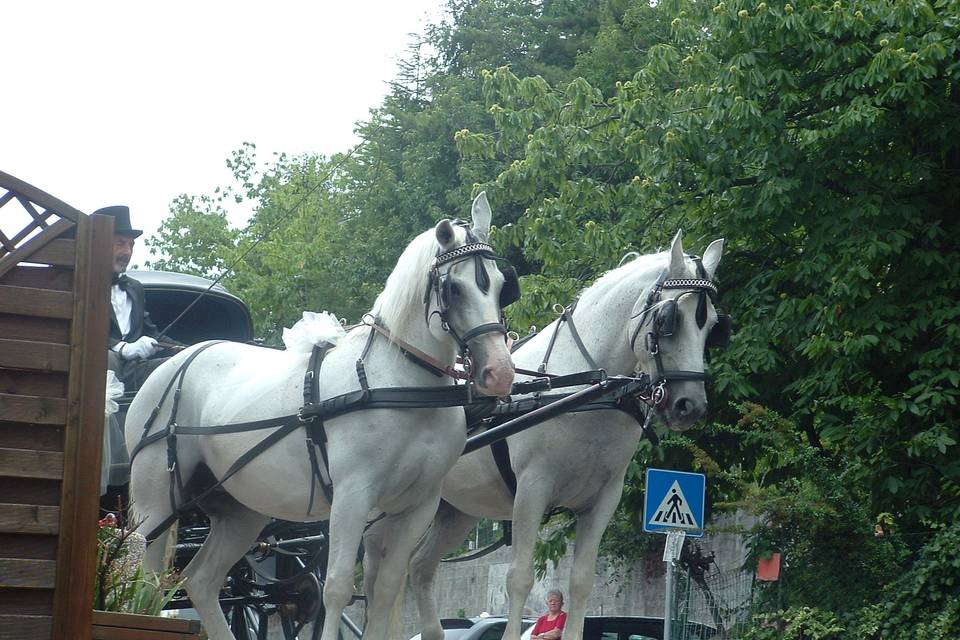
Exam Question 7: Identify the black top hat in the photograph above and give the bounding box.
[92,205,143,238]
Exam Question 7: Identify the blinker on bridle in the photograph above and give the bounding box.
[424,239,521,371]
[630,267,729,408]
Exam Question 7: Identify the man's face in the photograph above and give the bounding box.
[113,234,135,273]
[546,596,563,613]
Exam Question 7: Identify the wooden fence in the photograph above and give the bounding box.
[0,171,112,639]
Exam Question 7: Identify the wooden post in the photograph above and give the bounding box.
[51,213,113,640]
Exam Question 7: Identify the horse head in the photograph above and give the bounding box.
[424,192,516,396]
[628,230,725,431]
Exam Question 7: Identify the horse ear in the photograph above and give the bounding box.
[435,219,457,251]
[668,230,685,275]
[701,238,724,280]
[471,191,492,241]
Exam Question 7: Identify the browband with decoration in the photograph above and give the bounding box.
[432,242,496,267]
[661,278,718,297]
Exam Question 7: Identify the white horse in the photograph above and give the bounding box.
[125,194,516,640]
[366,231,724,640]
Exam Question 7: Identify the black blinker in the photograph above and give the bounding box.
[656,299,677,337]
[499,265,521,308]
[707,314,731,349]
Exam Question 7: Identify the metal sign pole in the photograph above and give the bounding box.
[664,558,674,640]
[662,529,686,640]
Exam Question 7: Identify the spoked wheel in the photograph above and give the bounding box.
[227,601,269,640]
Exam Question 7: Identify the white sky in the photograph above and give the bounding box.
[2,1,445,254]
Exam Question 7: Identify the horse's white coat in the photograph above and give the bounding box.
[367,232,724,640]
[125,193,515,640]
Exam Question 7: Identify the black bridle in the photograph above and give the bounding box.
[630,268,727,408]
[424,240,519,375]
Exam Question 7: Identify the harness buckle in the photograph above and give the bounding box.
[645,332,658,355]
[652,382,668,408]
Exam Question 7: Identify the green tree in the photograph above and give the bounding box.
[459,0,960,534]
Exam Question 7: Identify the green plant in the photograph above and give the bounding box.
[741,607,845,640]
[94,515,184,615]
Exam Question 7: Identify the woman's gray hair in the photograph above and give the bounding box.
[546,589,564,603]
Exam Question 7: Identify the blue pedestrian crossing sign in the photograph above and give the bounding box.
[643,468,706,537]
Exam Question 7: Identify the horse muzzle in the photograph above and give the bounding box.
[656,380,707,431]
[470,337,515,397]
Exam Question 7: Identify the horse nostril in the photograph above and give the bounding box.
[480,364,512,393]
[675,397,694,417]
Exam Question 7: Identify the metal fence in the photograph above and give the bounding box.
[670,563,755,640]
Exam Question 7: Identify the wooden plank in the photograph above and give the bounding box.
[0,614,52,640]
[0,264,73,290]
[0,586,54,615]
[0,284,74,319]
[0,370,68,399]
[23,238,76,267]
[0,422,65,451]
[53,213,112,640]
[0,478,63,506]
[0,448,64,479]
[92,611,203,633]
[0,558,56,589]
[0,532,59,559]
[0,394,67,425]
[92,626,202,640]
[0,338,71,373]
[0,503,60,534]
[0,313,71,343]
[0,170,85,223]
[0,218,75,278]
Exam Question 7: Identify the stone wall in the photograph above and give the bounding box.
[392,512,755,640]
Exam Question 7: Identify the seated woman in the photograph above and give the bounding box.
[531,590,567,640]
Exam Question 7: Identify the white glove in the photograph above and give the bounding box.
[119,336,159,360]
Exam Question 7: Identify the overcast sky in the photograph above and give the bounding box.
[2,1,445,254]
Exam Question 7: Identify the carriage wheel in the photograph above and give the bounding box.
[227,602,269,640]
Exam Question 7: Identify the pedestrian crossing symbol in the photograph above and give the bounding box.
[643,468,706,537]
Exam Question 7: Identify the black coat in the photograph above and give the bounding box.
[108,275,159,348]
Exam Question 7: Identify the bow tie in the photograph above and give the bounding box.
[112,273,128,287]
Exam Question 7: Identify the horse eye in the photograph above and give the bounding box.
[449,283,461,298]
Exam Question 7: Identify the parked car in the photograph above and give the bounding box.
[409,616,536,640]
[518,615,716,640]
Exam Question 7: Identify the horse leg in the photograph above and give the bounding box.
[362,515,387,629]
[182,503,269,640]
[409,501,480,640]
[129,463,180,573]
[502,485,552,640]
[564,481,625,640]
[364,493,444,640]
[320,489,377,640]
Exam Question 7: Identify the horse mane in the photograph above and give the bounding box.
[370,224,467,336]
[578,246,699,306]
[578,249,669,307]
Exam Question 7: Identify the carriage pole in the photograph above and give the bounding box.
[462,377,637,454]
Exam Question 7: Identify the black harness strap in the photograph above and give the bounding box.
[303,344,334,513]
[538,303,598,373]
[129,341,227,463]
[144,418,302,541]
[490,439,517,496]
